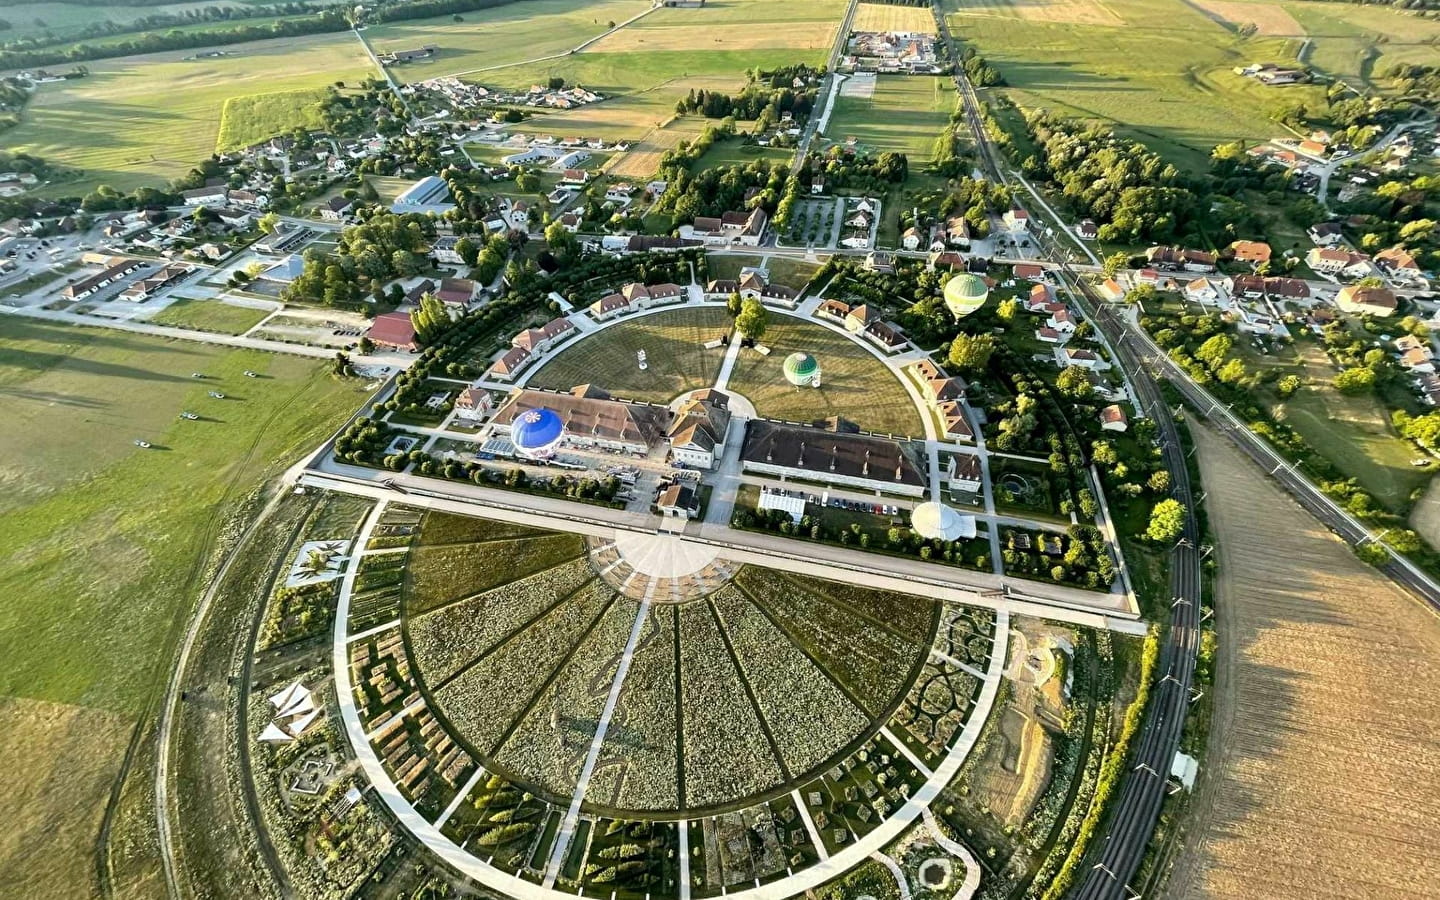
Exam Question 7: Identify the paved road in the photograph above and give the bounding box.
[791,0,860,173]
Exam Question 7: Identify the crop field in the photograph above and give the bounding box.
[1172,426,1440,897]
[363,0,652,82]
[1285,1,1440,88]
[215,88,331,152]
[1190,0,1302,35]
[943,0,1326,170]
[0,318,371,898]
[587,0,846,53]
[144,298,272,335]
[607,119,701,178]
[527,306,731,405]
[7,33,372,193]
[725,316,925,437]
[852,2,939,32]
[0,0,354,42]
[825,76,956,163]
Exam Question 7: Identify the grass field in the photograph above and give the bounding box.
[0,0,351,42]
[825,76,956,163]
[588,0,846,53]
[851,2,938,32]
[0,318,371,897]
[528,306,732,404]
[943,0,1326,171]
[215,88,331,153]
[7,33,372,193]
[692,139,795,170]
[145,298,273,335]
[363,0,652,82]
[727,316,924,436]
[1285,1,1440,89]
[1174,425,1440,898]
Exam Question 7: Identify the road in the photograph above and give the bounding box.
[791,0,860,173]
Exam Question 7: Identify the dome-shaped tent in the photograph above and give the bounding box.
[911,501,975,541]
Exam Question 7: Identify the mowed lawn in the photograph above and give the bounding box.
[0,319,370,897]
[145,298,273,335]
[826,76,956,163]
[527,306,732,404]
[364,0,652,81]
[7,32,372,193]
[943,0,1327,170]
[727,317,924,437]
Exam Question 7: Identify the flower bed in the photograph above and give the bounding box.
[433,580,617,756]
[408,559,594,685]
[678,601,784,809]
[780,573,937,644]
[589,605,680,812]
[935,603,996,669]
[736,568,928,716]
[405,532,586,614]
[494,597,642,801]
[893,658,980,765]
[710,587,869,776]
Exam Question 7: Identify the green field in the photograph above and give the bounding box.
[826,76,957,163]
[1286,1,1440,89]
[7,32,372,193]
[215,88,332,152]
[727,316,924,437]
[528,306,731,404]
[693,139,795,170]
[944,0,1329,171]
[364,0,652,82]
[146,298,273,335]
[0,319,370,897]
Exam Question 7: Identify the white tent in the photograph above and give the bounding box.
[258,722,293,743]
[911,502,976,541]
[269,680,316,719]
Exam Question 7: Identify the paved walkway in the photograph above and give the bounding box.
[922,807,982,900]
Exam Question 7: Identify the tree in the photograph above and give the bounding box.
[1056,366,1094,399]
[1146,498,1186,543]
[997,298,1020,322]
[1216,358,1248,385]
[544,219,578,263]
[1334,367,1376,395]
[1126,283,1156,307]
[516,172,539,193]
[726,292,744,317]
[1195,334,1233,369]
[1276,374,1302,398]
[948,332,996,372]
[1147,470,1171,493]
[454,236,478,267]
[1102,251,1128,277]
[258,211,281,234]
[735,297,769,340]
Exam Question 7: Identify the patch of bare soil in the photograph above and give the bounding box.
[1172,425,1440,898]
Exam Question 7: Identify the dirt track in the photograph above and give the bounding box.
[1170,426,1440,898]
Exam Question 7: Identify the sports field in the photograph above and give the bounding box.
[0,318,371,897]
[527,306,732,405]
[825,76,956,163]
[943,0,1325,170]
[727,317,924,437]
[6,33,372,193]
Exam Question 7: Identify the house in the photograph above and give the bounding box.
[366,312,419,351]
[1013,263,1045,282]
[1228,274,1266,299]
[557,212,582,232]
[945,216,971,248]
[1376,246,1424,285]
[1308,222,1344,247]
[1229,240,1272,265]
[1336,284,1397,317]
[507,199,532,230]
[704,279,738,298]
[1097,279,1126,303]
[947,453,983,493]
[1076,219,1099,241]
[1054,346,1109,370]
[453,386,495,423]
[604,184,635,204]
[491,385,670,455]
[863,251,894,273]
[1185,277,1222,305]
[1146,246,1217,273]
[432,235,465,265]
[817,299,851,322]
[559,168,590,186]
[1306,247,1373,279]
[589,292,631,320]
[845,209,874,229]
[1134,268,1161,286]
[1002,207,1031,233]
[60,258,145,300]
[844,304,877,333]
[1099,404,1129,432]
[1025,284,1055,312]
[1046,307,1077,333]
[938,400,973,441]
[656,483,701,519]
[667,389,731,469]
[679,207,768,246]
[901,226,923,251]
[181,185,229,207]
[863,320,907,351]
[739,418,928,497]
[1036,326,1065,344]
[216,207,253,228]
[488,346,531,381]
[1400,347,1435,374]
[1264,277,1310,300]
[435,277,477,307]
[257,255,304,285]
[320,196,355,221]
[761,282,799,305]
[511,316,576,353]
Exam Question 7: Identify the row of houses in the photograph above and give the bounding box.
[678,207,769,247]
[589,282,686,320]
[815,298,907,352]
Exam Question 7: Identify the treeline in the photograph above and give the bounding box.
[1,2,323,55]
[283,210,437,308]
[674,85,815,124]
[0,0,523,70]
[1021,111,1199,243]
[804,147,909,191]
[960,46,1003,87]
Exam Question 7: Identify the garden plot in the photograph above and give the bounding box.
[404,532,585,614]
[892,656,980,767]
[587,605,680,811]
[494,597,641,801]
[571,818,683,897]
[350,627,417,731]
[710,587,870,776]
[799,731,928,856]
[736,568,932,715]
[407,558,595,685]
[703,806,790,888]
[430,580,617,756]
[677,601,785,809]
[442,771,555,871]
